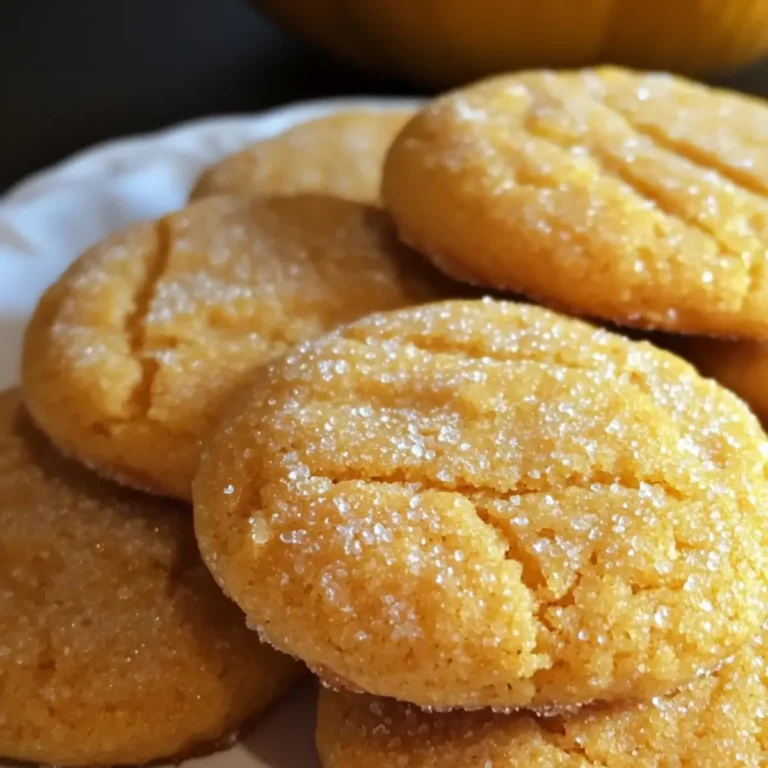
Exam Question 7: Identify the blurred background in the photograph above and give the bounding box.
[4,0,768,193]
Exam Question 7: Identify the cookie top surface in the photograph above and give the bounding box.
[0,389,299,767]
[383,67,768,338]
[316,625,768,768]
[22,194,451,500]
[191,110,414,205]
[684,338,768,425]
[193,298,768,710]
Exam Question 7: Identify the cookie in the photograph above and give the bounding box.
[316,627,768,768]
[684,339,768,425]
[23,194,452,500]
[193,299,768,710]
[383,67,768,338]
[0,389,300,767]
[191,110,414,205]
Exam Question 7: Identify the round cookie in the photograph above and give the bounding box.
[684,339,768,425]
[316,627,768,768]
[191,109,414,205]
[193,299,768,710]
[383,67,768,338]
[0,388,300,767]
[23,193,453,500]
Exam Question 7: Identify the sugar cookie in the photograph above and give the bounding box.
[191,110,414,204]
[0,389,300,767]
[23,194,452,499]
[383,68,768,337]
[194,299,768,710]
[317,630,768,768]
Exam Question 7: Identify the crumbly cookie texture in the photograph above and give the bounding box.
[22,194,453,499]
[191,110,414,205]
[316,625,768,768]
[383,67,768,338]
[194,299,768,710]
[684,338,768,425]
[0,389,300,767]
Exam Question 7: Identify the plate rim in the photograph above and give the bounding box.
[1,96,423,208]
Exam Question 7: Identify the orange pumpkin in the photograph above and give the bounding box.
[255,0,768,86]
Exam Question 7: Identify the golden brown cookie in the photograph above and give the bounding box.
[22,194,452,500]
[0,388,300,767]
[383,67,768,338]
[317,627,768,768]
[684,338,768,426]
[194,299,768,711]
[191,110,414,204]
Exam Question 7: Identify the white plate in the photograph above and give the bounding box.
[0,96,421,768]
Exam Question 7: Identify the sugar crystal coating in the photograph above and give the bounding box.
[191,110,414,205]
[317,625,768,768]
[22,194,454,499]
[383,67,768,338]
[0,389,300,766]
[194,299,768,710]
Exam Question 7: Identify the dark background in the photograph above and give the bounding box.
[3,0,768,194]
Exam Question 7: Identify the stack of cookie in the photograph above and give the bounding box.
[1,112,446,765]
[4,67,768,768]
[309,69,768,767]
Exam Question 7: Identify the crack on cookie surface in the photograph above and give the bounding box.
[342,323,600,371]
[124,217,173,419]
[740,252,764,312]
[599,97,768,200]
[473,504,548,591]
[522,113,744,265]
[317,467,690,507]
[587,89,768,311]
[589,78,768,315]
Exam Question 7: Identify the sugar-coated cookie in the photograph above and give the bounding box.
[23,194,452,499]
[317,628,768,768]
[191,110,414,205]
[684,338,768,425]
[383,68,768,338]
[194,299,768,710]
[0,389,300,767]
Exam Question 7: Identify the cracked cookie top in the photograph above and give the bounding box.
[0,389,299,767]
[382,67,768,338]
[194,299,768,710]
[21,194,453,499]
[191,110,415,205]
